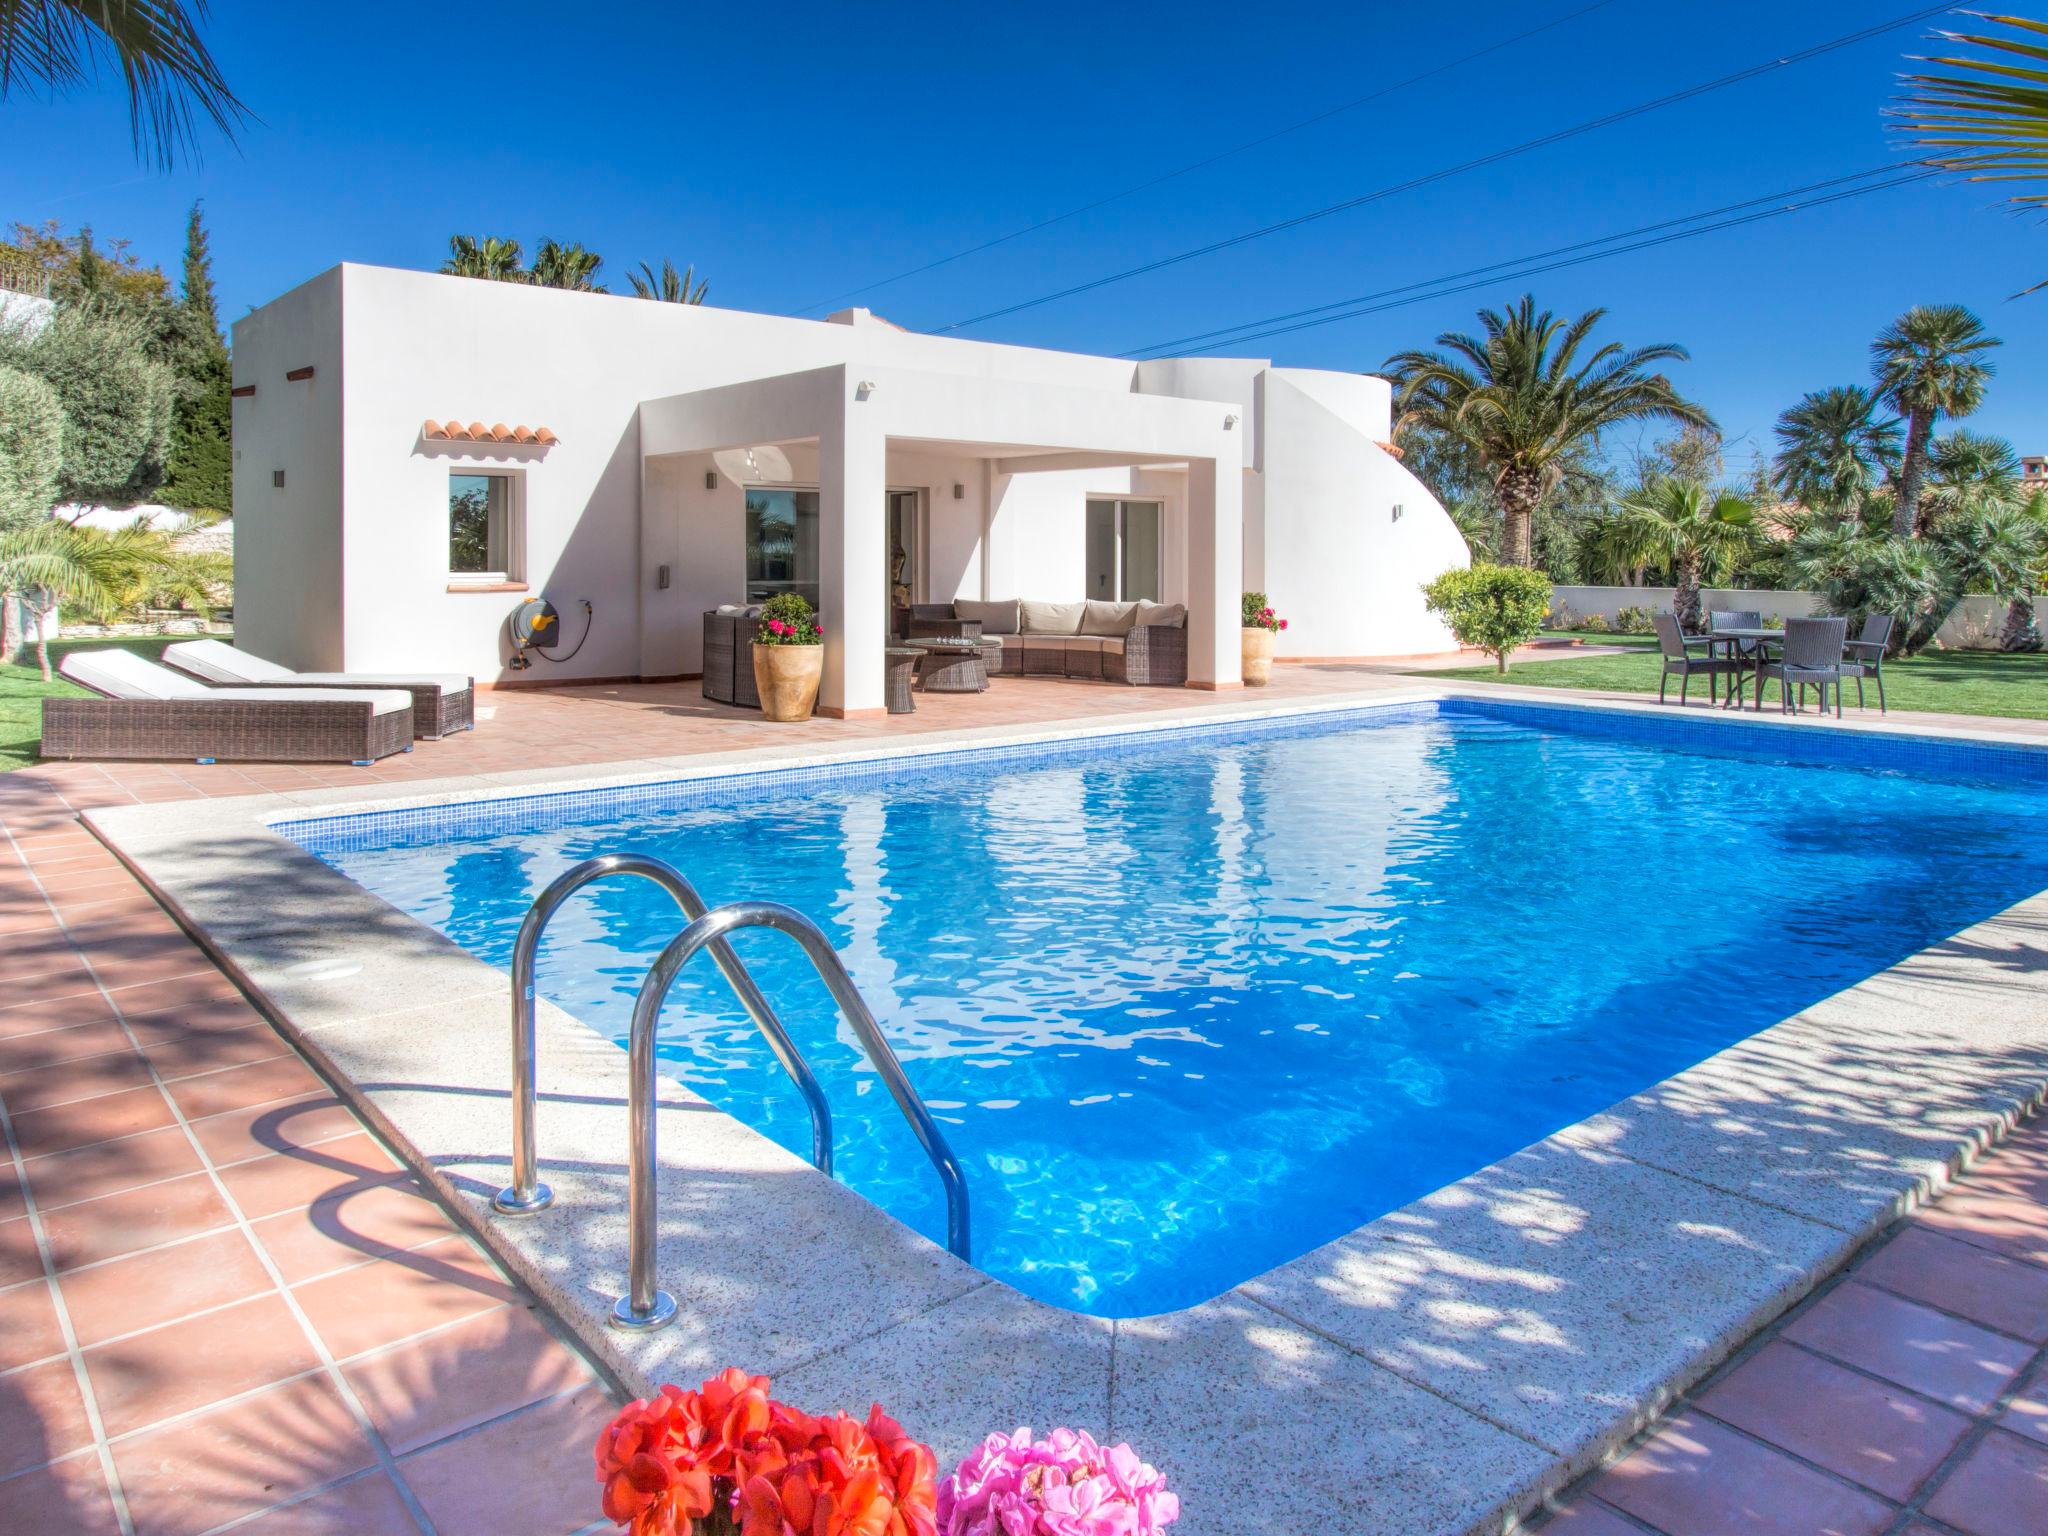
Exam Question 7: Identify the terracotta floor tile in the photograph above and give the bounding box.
[138,1023,290,1082]
[399,1383,620,1536]
[0,962,107,1010]
[9,1083,177,1158]
[0,1356,94,1477]
[83,1293,324,1437]
[124,995,272,1037]
[0,1276,65,1368]
[1591,1411,1894,1536]
[250,1179,461,1284]
[0,989,116,1033]
[0,1048,155,1114]
[1923,1429,2048,1536]
[1859,1225,2048,1345]
[103,970,247,1017]
[1537,1502,1655,1534]
[0,1211,42,1286]
[20,1126,204,1210]
[343,1303,593,1455]
[59,1227,273,1347]
[2003,1367,2048,1448]
[0,1450,125,1535]
[291,1235,519,1358]
[188,1092,363,1168]
[38,1171,237,1271]
[216,1132,403,1220]
[163,1053,326,1120]
[1782,1281,2035,1414]
[112,1374,379,1536]
[0,1018,130,1076]
[0,937,81,984]
[232,1471,426,1536]
[1918,1191,2048,1269]
[1695,1340,1971,1501]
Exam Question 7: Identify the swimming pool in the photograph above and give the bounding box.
[283,700,2048,1317]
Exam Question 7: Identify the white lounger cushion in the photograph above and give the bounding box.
[164,639,469,695]
[60,649,413,716]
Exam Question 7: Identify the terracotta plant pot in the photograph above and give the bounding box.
[753,643,823,721]
[1241,626,1277,686]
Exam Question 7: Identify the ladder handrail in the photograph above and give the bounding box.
[493,855,833,1218]
[614,898,972,1331]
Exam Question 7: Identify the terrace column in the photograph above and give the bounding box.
[817,378,888,717]
[1184,454,1244,689]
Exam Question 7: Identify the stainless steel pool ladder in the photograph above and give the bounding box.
[491,854,972,1333]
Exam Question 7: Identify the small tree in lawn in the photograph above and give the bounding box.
[1423,565,1553,674]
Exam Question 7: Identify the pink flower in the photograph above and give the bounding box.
[1278,618,1288,630]
[936,1428,1177,1536]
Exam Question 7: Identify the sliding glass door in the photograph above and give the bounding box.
[745,489,820,604]
[1085,499,1162,602]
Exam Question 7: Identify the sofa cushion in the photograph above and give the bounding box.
[1016,634,1088,650]
[1134,600,1187,629]
[955,598,1020,635]
[1080,600,1139,636]
[1020,599,1086,635]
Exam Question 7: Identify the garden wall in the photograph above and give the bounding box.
[1548,586,2008,650]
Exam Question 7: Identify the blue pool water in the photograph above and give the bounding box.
[288,702,2048,1317]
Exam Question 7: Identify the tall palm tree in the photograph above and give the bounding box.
[627,259,709,304]
[1771,386,1901,510]
[1924,428,2022,519]
[1894,15,2048,295]
[1871,305,2000,538]
[0,0,246,167]
[1613,479,1754,632]
[528,239,605,292]
[441,235,526,282]
[1387,296,1713,568]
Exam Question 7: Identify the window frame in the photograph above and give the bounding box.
[446,467,525,586]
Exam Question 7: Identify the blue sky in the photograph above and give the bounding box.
[5,0,2041,471]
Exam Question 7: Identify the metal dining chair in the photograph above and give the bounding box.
[1753,617,1849,716]
[1839,613,1895,713]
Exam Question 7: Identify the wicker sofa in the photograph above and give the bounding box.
[908,598,1189,686]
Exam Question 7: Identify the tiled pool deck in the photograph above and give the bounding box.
[4,667,2048,1534]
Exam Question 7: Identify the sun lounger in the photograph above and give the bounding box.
[43,649,415,765]
[163,639,474,738]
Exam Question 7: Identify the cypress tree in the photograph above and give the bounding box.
[160,201,233,515]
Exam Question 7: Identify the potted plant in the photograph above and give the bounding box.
[1240,591,1287,686]
[751,593,824,721]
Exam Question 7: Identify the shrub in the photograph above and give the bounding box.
[0,364,63,524]
[1422,564,1553,673]
[1612,605,1656,636]
[1240,591,1267,627]
[1576,613,1612,635]
[755,591,822,646]
[0,303,175,507]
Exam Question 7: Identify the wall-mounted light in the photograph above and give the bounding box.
[1223,413,1238,430]
[657,564,671,590]
[952,483,964,500]
[855,380,877,401]
[704,470,718,490]
[272,470,286,488]
[1391,503,1405,523]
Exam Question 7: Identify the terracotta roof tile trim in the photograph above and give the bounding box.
[423,419,558,445]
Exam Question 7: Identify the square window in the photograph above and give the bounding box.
[449,471,521,581]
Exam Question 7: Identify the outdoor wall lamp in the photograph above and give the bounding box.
[855,380,877,401]
[704,470,718,490]
[1223,414,1238,430]
[1392,503,1405,523]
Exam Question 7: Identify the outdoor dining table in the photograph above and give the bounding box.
[1705,627,1783,709]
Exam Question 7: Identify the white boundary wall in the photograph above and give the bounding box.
[1550,586,2012,649]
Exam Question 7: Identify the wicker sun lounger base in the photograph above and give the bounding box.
[190,678,474,738]
[40,698,415,765]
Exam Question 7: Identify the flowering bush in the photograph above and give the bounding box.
[595,1369,937,1536]
[936,1427,1178,1536]
[1239,591,1287,632]
[756,592,823,647]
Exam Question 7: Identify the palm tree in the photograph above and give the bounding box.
[441,235,527,282]
[0,0,246,167]
[528,239,605,292]
[1894,16,2048,295]
[1924,429,2022,519]
[1387,296,1713,568]
[1871,305,2000,538]
[0,519,169,679]
[1925,493,2048,652]
[1771,386,1901,510]
[1613,480,1754,632]
[627,259,709,304]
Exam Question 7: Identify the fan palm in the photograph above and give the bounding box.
[441,235,526,282]
[0,518,169,679]
[1612,480,1754,632]
[1924,429,2022,518]
[1926,492,2048,652]
[1871,305,2000,538]
[1894,15,2048,294]
[1771,386,1901,509]
[0,0,246,166]
[529,239,605,292]
[1387,296,1713,568]
[627,259,709,304]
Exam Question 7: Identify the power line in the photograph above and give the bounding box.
[1121,165,1921,357]
[930,2,1958,335]
[787,0,1626,316]
[1122,167,1937,356]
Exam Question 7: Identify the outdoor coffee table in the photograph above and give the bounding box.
[884,648,922,714]
[911,638,986,693]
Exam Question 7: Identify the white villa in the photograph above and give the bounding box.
[230,265,1466,715]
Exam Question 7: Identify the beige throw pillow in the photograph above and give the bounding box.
[1020,600,1087,635]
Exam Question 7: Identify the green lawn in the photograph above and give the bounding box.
[1419,632,2048,721]
[1,634,214,772]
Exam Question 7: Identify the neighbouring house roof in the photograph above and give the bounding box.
[422,419,558,445]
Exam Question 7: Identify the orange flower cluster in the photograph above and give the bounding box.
[597,1368,938,1536]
